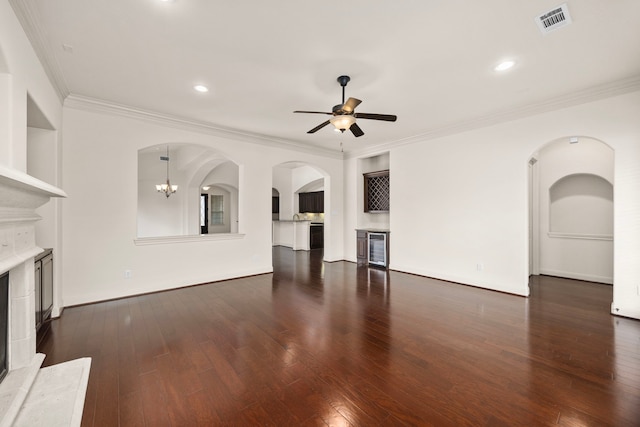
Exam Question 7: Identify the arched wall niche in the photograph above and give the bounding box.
[137,143,240,238]
[529,136,614,286]
[549,173,613,236]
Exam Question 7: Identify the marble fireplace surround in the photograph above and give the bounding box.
[0,166,91,426]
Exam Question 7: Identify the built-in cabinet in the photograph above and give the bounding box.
[356,230,368,265]
[35,249,53,343]
[299,191,324,213]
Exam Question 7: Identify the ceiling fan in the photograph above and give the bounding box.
[294,75,397,137]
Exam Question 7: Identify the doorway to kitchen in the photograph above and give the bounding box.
[272,162,329,260]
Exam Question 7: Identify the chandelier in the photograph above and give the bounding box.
[155,146,178,198]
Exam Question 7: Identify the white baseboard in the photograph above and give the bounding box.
[539,269,613,284]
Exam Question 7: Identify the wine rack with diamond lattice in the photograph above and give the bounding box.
[364,170,389,212]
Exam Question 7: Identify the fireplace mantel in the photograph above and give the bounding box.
[0,165,66,210]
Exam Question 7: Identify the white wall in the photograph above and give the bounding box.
[27,126,58,248]
[0,1,61,171]
[292,165,323,193]
[272,167,293,220]
[61,105,344,306]
[344,91,640,319]
[535,138,614,283]
[1,0,64,315]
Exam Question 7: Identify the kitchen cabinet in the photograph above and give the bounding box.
[299,191,324,213]
[35,249,53,344]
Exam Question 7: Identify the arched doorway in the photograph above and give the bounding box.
[529,137,614,291]
[272,161,330,260]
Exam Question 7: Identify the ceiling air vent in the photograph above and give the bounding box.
[536,3,572,34]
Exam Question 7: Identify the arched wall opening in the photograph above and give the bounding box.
[272,161,330,258]
[137,143,240,238]
[529,136,614,290]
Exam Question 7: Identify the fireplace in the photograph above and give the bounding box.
[0,165,66,422]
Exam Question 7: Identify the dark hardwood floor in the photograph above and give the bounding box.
[38,247,640,426]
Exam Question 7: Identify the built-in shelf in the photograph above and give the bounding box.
[364,170,389,213]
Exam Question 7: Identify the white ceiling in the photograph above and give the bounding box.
[13,0,640,155]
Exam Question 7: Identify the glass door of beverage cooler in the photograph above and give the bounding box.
[368,232,387,267]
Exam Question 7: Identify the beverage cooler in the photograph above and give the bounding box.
[368,232,388,267]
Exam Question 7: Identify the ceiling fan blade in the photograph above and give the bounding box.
[350,122,364,137]
[294,110,333,115]
[355,113,397,122]
[307,120,331,134]
[341,97,362,114]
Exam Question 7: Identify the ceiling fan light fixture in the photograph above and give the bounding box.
[330,114,356,131]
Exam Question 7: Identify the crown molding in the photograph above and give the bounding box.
[346,75,640,159]
[9,0,71,102]
[64,94,344,160]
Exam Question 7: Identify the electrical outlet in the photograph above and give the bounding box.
[124,270,132,279]
[476,263,484,271]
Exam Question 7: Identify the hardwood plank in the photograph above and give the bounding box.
[118,391,145,427]
[138,372,172,427]
[37,247,640,426]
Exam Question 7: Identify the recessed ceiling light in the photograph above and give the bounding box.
[194,85,209,93]
[494,60,515,72]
